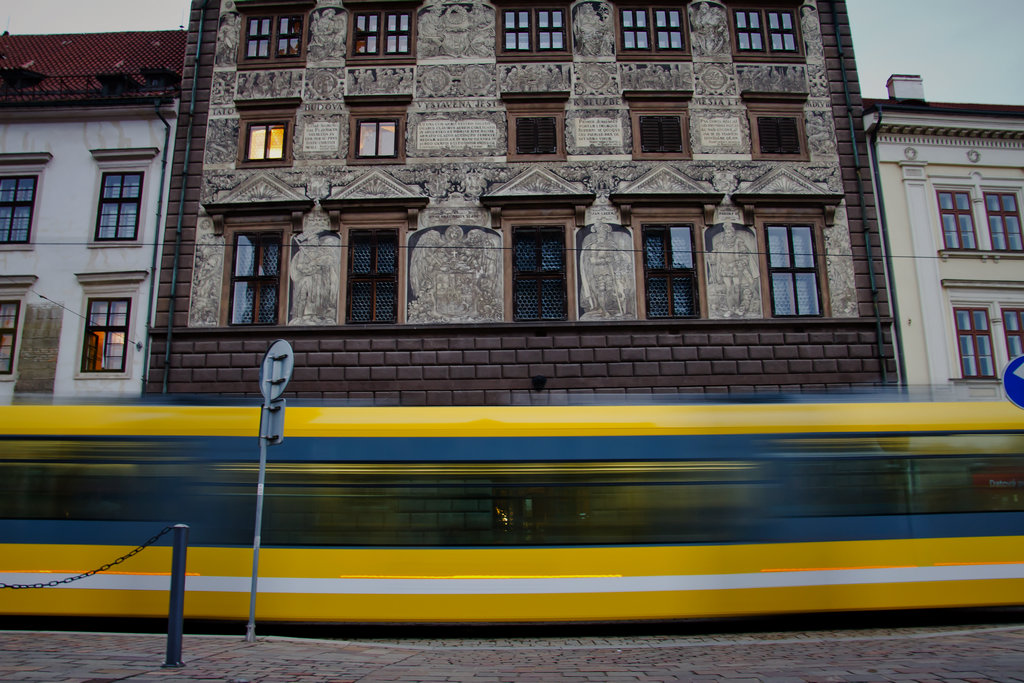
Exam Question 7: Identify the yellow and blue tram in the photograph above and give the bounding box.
[1,399,1022,623]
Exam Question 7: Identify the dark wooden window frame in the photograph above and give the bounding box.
[627,94,690,160]
[346,97,410,165]
[236,2,313,70]
[225,228,286,326]
[346,228,400,324]
[0,300,19,375]
[642,223,700,319]
[745,98,808,161]
[495,3,572,61]
[95,172,144,241]
[954,306,996,378]
[1004,308,1024,360]
[614,3,690,61]
[765,223,822,318]
[236,100,299,168]
[937,189,978,250]
[511,225,569,322]
[346,0,419,64]
[729,3,803,62]
[0,175,37,244]
[81,297,131,373]
[983,191,1022,252]
[505,98,567,162]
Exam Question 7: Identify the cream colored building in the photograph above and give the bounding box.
[865,75,1024,397]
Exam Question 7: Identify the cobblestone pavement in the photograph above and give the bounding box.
[1,623,1023,683]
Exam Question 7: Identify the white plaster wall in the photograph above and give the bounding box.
[870,121,1024,394]
[0,106,176,403]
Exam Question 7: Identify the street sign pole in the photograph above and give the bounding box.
[246,340,294,643]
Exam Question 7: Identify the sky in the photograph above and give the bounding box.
[2,0,1022,106]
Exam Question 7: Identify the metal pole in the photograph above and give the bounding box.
[245,430,268,642]
[163,524,189,668]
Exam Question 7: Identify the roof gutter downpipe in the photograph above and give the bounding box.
[143,98,173,393]
[828,0,888,384]
[866,106,908,387]
[162,0,211,393]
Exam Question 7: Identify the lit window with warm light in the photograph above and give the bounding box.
[246,123,287,161]
[82,298,130,372]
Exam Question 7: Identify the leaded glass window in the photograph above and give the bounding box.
[513,226,566,321]
[347,230,397,323]
[768,224,820,316]
[230,232,282,325]
[643,225,697,318]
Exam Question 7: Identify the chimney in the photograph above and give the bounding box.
[886,74,925,102]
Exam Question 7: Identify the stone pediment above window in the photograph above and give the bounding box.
[481,167,594,227]
[733,167,843,225]
[203,171,313,234]
[321,170,427,231]
[610,165,722,225]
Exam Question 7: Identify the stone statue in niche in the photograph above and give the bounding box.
[307,7,347,62]
[689,2,729,57]
[418,2,495,59]
[188,218,225,327]
[572,2,615,56]
[215,13,240,67]
[288,230,341,326]
[705,222,761,319]
[577,222,636,320]
[408,225,503,323]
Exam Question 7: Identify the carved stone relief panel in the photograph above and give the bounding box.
[736,65,807,95]
[408,112,505,157]
[205,118,240,165]
[212,72,237,105]
[804,63,828,98]
[689,1,730,59]
[288,229,341,325]
[304,68,345,101]
[800,4,825,62]
[806,110,838,158]
[576,222,637,320]
[407,225,503,324]
[188,217,225,327]
[690,110,750,155]
[567,110,628,156]
[619,63,693,92]
[704,222,762,319]
[417,65,497,98]
[573,63,619,96]
[572,2,615,56]
[695,62,737,97]
[417,1,495,60]
[500,64,572,94]
[215,12,240,68]
[824,206,859,318]
[307,6,347,63]
[235,71,304,100]
[346,67,414,96]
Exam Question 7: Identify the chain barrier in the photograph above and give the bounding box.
[0,525,175,589]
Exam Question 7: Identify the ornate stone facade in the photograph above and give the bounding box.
[150,0,894,403]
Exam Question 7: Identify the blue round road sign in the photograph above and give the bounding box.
[1003,355,1024,410]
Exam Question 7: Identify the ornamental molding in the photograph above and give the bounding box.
[212,171,308,205]
[484,167,589,198]
[328,169,424,202]
[877,131,1024,151]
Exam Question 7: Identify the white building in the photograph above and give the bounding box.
[0,31,185,402]
[865,75,1024,397]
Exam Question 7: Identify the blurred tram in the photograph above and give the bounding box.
[1,399,1023,623]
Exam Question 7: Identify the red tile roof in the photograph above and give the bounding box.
[0,30,187,105]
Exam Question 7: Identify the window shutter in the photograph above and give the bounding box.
[517,117,557,154]
[758,116,800,154]
[640,116,682,153]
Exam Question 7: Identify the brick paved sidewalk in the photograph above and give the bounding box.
[1,624,1023,683]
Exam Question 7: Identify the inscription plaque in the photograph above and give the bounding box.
[699,117,744,148]
[417,120,498,150]
[303,121,340,153]
[575,118,623,147]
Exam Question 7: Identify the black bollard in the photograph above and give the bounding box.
[163,524,190,668]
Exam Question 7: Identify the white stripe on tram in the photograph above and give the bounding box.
[3,564,1024,594]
